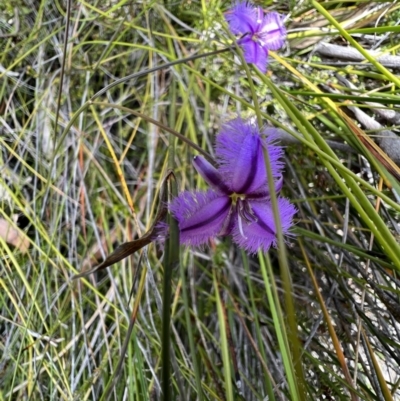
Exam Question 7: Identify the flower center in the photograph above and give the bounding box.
[250,32,267,48]
[229,193,246,205]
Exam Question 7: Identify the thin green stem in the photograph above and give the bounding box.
[161,106,180,401]
[232,40,306,401]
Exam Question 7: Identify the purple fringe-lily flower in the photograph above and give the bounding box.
[225,2,286,73]
[170,118,296,254]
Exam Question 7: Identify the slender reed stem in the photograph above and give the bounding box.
[161,106,180,400]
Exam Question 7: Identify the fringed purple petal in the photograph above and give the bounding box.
[238,37,268,73]
[154,221,169,240]
[225,1,258,35]
[169,190,231,247]
[258,12,286,51]
[231,131,265,194]
[232,197,296,254]
[215,118,284,194]
[248,175,284,200]
[193,155,230,194]
[259,127,285,179]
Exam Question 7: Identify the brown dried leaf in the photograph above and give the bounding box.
[338,110,400,184]
[0,218,30,254]
[72,170,175,280]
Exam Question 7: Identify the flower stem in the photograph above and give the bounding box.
[234,43,306,399]
[161,92,180,401]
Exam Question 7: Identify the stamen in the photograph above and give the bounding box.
[237,214,247,239]
[219,205,235,236]
[256,7,262,24]
[238,198,257,224]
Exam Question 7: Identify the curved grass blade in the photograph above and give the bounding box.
[213,270,234,401]
[362,329,395,401]
[299,239,359,400]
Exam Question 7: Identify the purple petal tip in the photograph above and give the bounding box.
[232,197,296,254]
